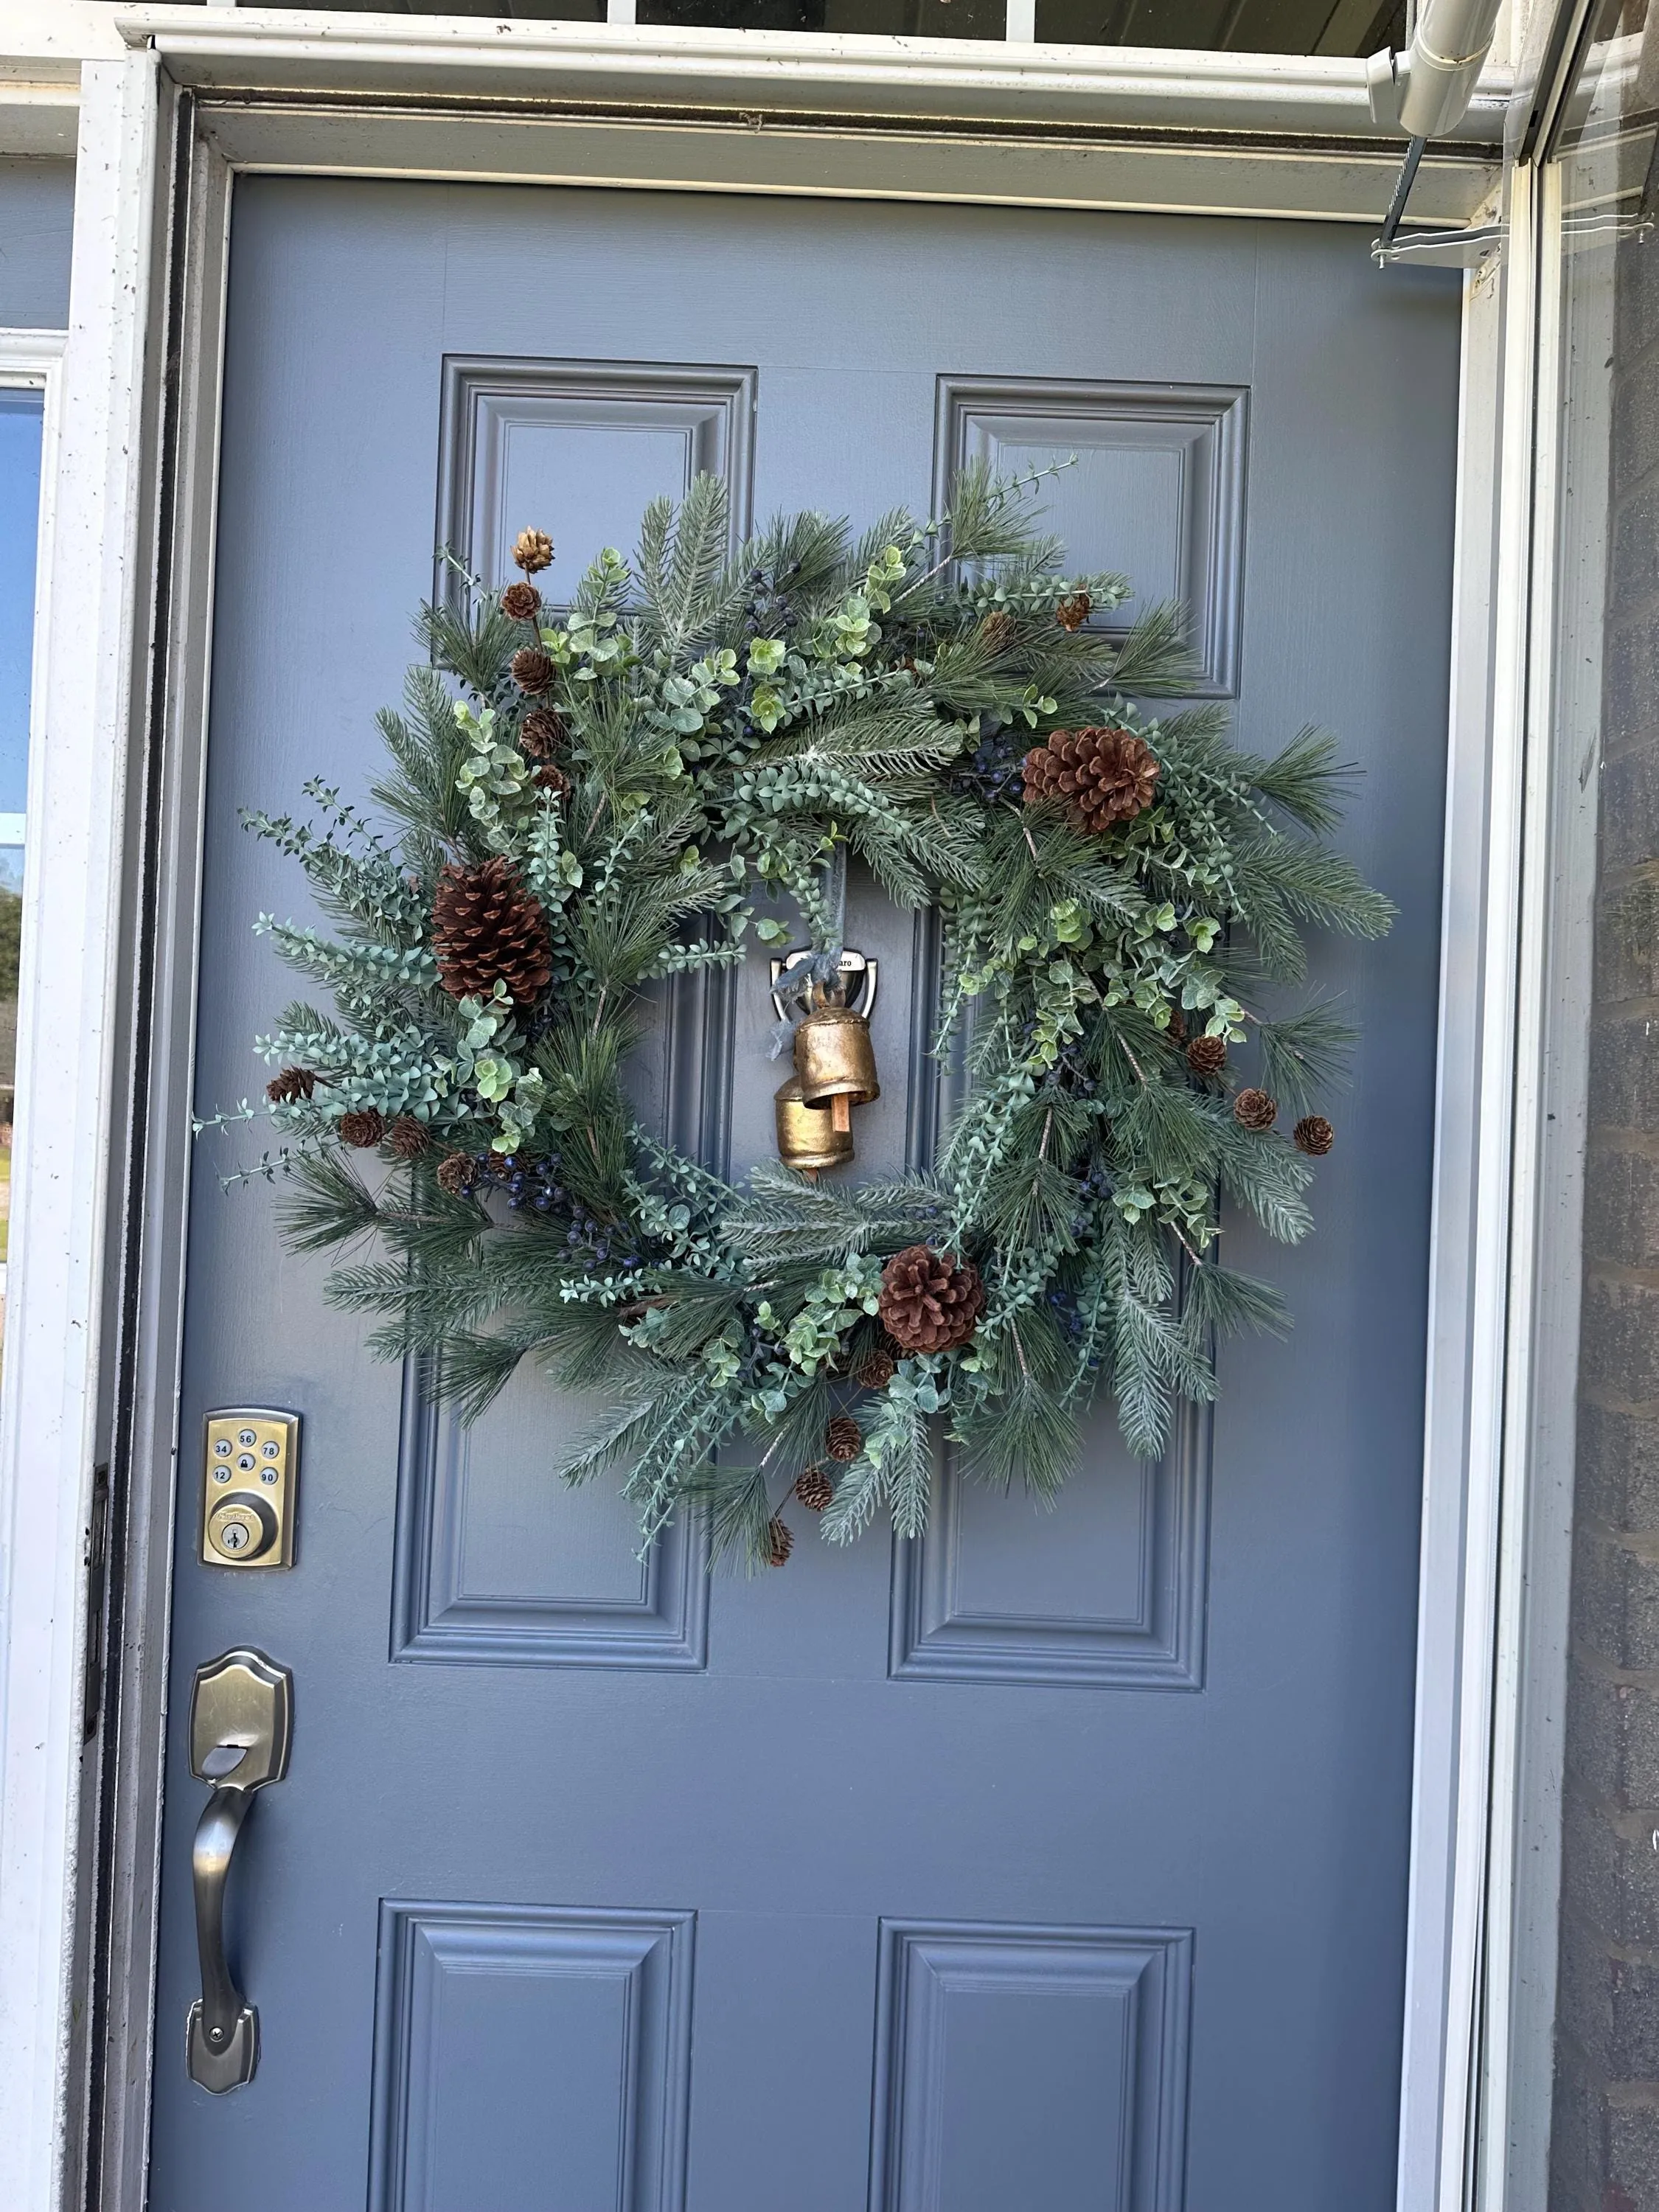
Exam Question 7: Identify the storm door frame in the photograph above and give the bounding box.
[0,18,1583,2212]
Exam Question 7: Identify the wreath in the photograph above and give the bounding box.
[226,466,1391,1568]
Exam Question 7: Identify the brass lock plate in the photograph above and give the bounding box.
[201,1410,298,1569]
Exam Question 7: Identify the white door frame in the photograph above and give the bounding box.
[0,17,1582,2211]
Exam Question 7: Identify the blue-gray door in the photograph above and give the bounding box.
[149,177,1459,2212]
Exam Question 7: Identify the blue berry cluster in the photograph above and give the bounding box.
[462,1152,645,1272]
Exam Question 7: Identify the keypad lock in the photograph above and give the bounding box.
[201,1411,299,1568]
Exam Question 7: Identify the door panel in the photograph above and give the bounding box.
[149,179,1459,2211]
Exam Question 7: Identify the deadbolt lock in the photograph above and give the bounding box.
[201,1410,298,1569]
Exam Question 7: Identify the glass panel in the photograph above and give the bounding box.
[1548,6,1659,2205]
[0,391,41,1307]
[636,0,1001,30]
[1033,0,1405,52]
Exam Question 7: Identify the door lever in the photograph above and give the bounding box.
[186,1648,293,2092]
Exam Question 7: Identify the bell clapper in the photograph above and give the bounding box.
[830,1094,852,1136]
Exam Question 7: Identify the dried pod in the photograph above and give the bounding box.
[512,527,554,575]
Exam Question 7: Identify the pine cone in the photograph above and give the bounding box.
[501,581,540,622]
[265,1066,316,1105]
[386,1116,428,1160]
[1167,1006,1187,1043]
[436,1151,477,1198]
[431,855,552,1007]
[1022,726,1160,834]
[511,647,555,695]
[1234,1088,1278,1132]
[856,1349,897,1391]
[1186,1034,1228,1077]
[533,760,569,800]
[519,706,567,760]
[878,1245,986,1354]
[764,1514,794,1566]
[826,1414,863,1464]
[512,527,553,575]
[795,1467,833,1512]
[338,1108,384,1149]
[1056,591,1093,632]
[978,609,1017,656]
[1294,1115,1335,1156]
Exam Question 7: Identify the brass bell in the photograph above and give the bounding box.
[774,1075,855,1171]
[793,1003,880,1137]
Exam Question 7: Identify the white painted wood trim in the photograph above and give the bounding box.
[0,52,159,2212]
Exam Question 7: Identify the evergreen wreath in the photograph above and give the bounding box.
[226,467,1392,1568]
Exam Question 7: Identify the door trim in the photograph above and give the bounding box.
[0,31,1568,2212]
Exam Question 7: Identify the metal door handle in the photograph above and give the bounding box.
[185,1649,293,2093]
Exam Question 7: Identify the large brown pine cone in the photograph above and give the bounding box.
[878,1245,986,1354]
[501,581,540,622]
[1234,1088,1278,1132]
[1293,1115,1335,1156]
[511,647,555,695]
[431,856,552,1007]
[1022,726,1160,834]
[795,1467,833,1512]
[386,1116,428,1160]
[764,1515,794,1566]
[338,1108,385,1149]
[519,706,567,760]
[1056,591,1093,632]
[512,528,554,575]
[1186,1034,1228,1077]
[265,1066,316,1105]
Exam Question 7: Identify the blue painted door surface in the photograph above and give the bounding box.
[149,178,1459,2211]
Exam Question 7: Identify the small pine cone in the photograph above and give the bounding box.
[1234,1088,1278,1133]
[795,1467,833,1512]
[1022,726,1160,835]
[1186,1034,1228,1077]
[878,1244,986,1354]
[519,706,567,760]
[512,527,554,575]
[436,1151,477,1198]
[1294,1115,1335,1157]
[855,1349,897,1391]
[1056,590,1093,632]
[1167,1006,1187,1043]
[533,760,569,800]
[338,1108,385,1150]
[764,1514,794,1567]
[826,1414,863,1464]
[511,647,555,695]
[501,580,541,622]
[265,1066,316,1105]
[386,1116,428,1161]
[978,609,1018,657]
[431,855,553,1007]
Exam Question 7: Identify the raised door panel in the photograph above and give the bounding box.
[369,1902,695,2212]
[870,1921,1192,2212]
[936,375,1247,696]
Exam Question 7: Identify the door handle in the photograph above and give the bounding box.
[185,1648,293,2093]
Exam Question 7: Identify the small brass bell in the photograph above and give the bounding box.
[793,1002,880,1137]
[774,1075,855,1171]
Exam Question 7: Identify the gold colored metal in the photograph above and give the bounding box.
[793,1004,880,1110]
[201,1408,299,1569]
[774,1076,855,1172]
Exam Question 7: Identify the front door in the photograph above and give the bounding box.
[147,177,1458,2211]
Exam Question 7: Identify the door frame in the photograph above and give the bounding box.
[0,16,1586,2211]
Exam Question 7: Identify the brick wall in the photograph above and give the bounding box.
[1551,221,1659,2212]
